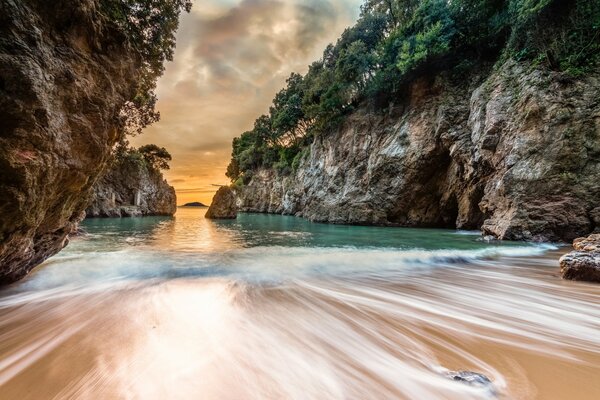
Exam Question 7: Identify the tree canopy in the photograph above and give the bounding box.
[114,142,172,172]
[138,144,172,171]
[100,0,192,135]
[226,0,599,184]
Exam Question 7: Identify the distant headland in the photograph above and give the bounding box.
[179,202,208,208]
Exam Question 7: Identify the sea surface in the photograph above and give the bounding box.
[1,208,599,399]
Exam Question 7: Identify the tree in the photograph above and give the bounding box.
[100,0,192,135]
[138,144,172,170]
[225,0,599,184]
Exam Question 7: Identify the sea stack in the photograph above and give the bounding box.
[205,186,237,219]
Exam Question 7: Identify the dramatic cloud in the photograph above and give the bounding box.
[132,0,361,205]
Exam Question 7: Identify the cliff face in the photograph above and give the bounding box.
[0,0,140,283]
[205,186,237,219]
[85,158,176,218]
[237,61,600,241]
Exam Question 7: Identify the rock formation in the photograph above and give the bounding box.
[181,202,207,207]
[560,234,600,283]
[206,187,237,219]
[0,0,141,283]
[235,61,600,241]
[85,155,176,218]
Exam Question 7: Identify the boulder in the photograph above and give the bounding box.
[560,234,600,283]
[205,186,237,219]
[445,370,496,397]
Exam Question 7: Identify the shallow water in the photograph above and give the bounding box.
[1,208,599,399]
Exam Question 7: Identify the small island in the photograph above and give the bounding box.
[179,202,208,207]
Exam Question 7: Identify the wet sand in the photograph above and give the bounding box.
[1,248,599,399]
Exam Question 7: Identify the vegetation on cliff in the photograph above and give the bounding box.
[0,0,189,283]
[114,143,172,173]
[100,0,192,135]
[226,0,600,183]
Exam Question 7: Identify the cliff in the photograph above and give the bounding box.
[0,0,140,283]
[236,60,600,241]
[85,154,176,218]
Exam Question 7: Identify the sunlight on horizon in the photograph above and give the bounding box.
[132,0,363,205]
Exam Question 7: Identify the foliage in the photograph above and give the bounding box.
[114,141,172,172]
[226,0,599,183]
[138,144,172,170]
[100,0,192,135]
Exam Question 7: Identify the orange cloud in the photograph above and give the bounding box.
[132,0,361,206]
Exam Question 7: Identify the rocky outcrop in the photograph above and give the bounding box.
[206,186,237,219]
[236,61,600,241]
[0,0,141,283]
[85,157,176,218]
[560,234,600,282]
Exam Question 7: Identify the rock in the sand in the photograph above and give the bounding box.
[205,186,237,219]
[560,234,600,283]
[446,370,496,396]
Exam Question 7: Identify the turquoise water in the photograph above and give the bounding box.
[2,209,600,400]
[18,208,549,290]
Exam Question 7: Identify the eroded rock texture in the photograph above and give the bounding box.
[0,0,139,283]
[237,61,600,241]
[206,186,237,219]
[85,158,176,218]
[560,234,600,283]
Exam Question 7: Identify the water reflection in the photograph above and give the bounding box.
[0,209,599,399]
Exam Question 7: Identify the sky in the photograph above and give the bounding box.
[131,0,362,206]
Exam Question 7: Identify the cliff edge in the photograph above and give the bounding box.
[0,0,140,283]
[85,149,176,218]
[236,61,600,241]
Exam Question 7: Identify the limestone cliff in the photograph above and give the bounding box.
[85,156,176,218]
[0,0,144,283]
[236,61,600,241]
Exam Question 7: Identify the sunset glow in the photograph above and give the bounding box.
[132,0,362,205]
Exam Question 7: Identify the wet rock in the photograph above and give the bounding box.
[0,0,141,283]
[206,186,237,219]
[560,234,600,283]
[85,156,176,218]
[445,370,497,396]
[236,61,600,242]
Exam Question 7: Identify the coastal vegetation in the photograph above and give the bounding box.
[226,0,600,184]
[114,143,173,173]
[99,0,192,135]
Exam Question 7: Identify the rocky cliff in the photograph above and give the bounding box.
[85,156,176,218]
[236,61,600,241]
[205,186,237,219]
[0,0,142,283]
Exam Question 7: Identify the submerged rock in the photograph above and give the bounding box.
[236,60,600,242]
[0,0,141,283]
[560,234,600,283]
[85,154,176,218]
[205,186,237,219]
[445,370,496,396]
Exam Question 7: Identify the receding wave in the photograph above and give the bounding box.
[1,214,598,399]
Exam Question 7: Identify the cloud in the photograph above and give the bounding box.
[132,0,362,204]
